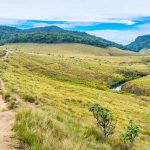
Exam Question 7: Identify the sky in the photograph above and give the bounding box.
[0,0,150,45]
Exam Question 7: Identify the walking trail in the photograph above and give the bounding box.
[0,50,23,150]
[0,96,19,150]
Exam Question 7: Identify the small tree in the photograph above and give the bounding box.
[89,104,116,141]
[122,120,140,150]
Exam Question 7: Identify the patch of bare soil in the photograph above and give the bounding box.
[0,96,20,150]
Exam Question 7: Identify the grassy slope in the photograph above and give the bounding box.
[122,56,150,96]
[140,49,150,55]
[123,75,150,96]
[0,44,149,149]
[0,49,6,57]
[1,43,138,56]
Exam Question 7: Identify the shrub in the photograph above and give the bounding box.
[122,120,140,150]
[2,92,18,109]
[8,100,18,109]
[23,95,36,103]
[2,92,11,102]
[89,104,116,141]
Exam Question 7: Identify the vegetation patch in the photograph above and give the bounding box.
[0,44,149,149]
[14,109,97,150]
[0,50,7,57]
[122,75,150,96]
[1,90,18,109]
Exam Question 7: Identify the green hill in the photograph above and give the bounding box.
[25,25,64,32]
[1,26,150,53]
[126,34,150,52]
[0,25,124,49]
[1,43,137,56]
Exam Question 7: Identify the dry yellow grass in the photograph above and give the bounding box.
[0,43,138,56]
[0,43,149,150]
[140,49,150,55]
[123,75,150,96]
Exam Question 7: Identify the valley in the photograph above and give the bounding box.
[0,0,150,149]
[0,43,149,150]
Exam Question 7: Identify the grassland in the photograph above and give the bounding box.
[0,43,149,150]
[123,75,150,96]
[140,49,150,55]
[1,43,138,56]
[0,49,6,57]
[122,56,150,96]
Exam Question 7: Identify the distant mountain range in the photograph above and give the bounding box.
[0,25,149,52]
[126,34,150,52]
[0,25,124,49]
[0,26,124,49]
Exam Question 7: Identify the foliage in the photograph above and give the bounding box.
[122,120,140,150]
[89,104,116,140]
[126,34,150,52]
[14,109,95,150]
[0,50,6,57]
[2,92,18,109]
[23,95,36,103]
[0,25,124,49]
[122,75,150,96]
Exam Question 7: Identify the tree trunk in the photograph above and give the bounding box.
[103,127,107,142]
[129,140,133,150]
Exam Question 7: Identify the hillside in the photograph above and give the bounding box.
[1,43,138,56]
[126,34,150,52]
[140,49,150,55]
[122,75,150,96]
[0,25,124,49]
[0,43,149,149]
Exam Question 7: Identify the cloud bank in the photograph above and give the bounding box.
[0,0,150,21]
[0,0,150,44]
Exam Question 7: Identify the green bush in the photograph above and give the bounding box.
[89,104,116,141]
[2,92,18,109]
[122,120,140,150]
[23,95,36,103]
[2,92,11,102]
[8,101,18,109]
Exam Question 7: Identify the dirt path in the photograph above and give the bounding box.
[0,76,34,150]
[0,50,35,149]
[2,51,12,60]
[0,96,20,150]
[0,51,21,150]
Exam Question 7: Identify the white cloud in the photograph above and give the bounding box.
[30,19,136,30]
[87,28,150,45]
[92,19,135,25]
[137,23,150,30]
[0,0,149,44]
[0,0,150,21]
[33,23,50,28]
[113,20,135,25]
[32,22,99,29]
[0,18,24,26]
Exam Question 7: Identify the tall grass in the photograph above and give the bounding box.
[14,108,105,150]
[0,44,150,149]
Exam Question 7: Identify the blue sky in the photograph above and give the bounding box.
[0,0,150,45]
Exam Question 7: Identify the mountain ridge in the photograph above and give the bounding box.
[0,25,150,52]
[126,34,150,52]
[0,25,124,49]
